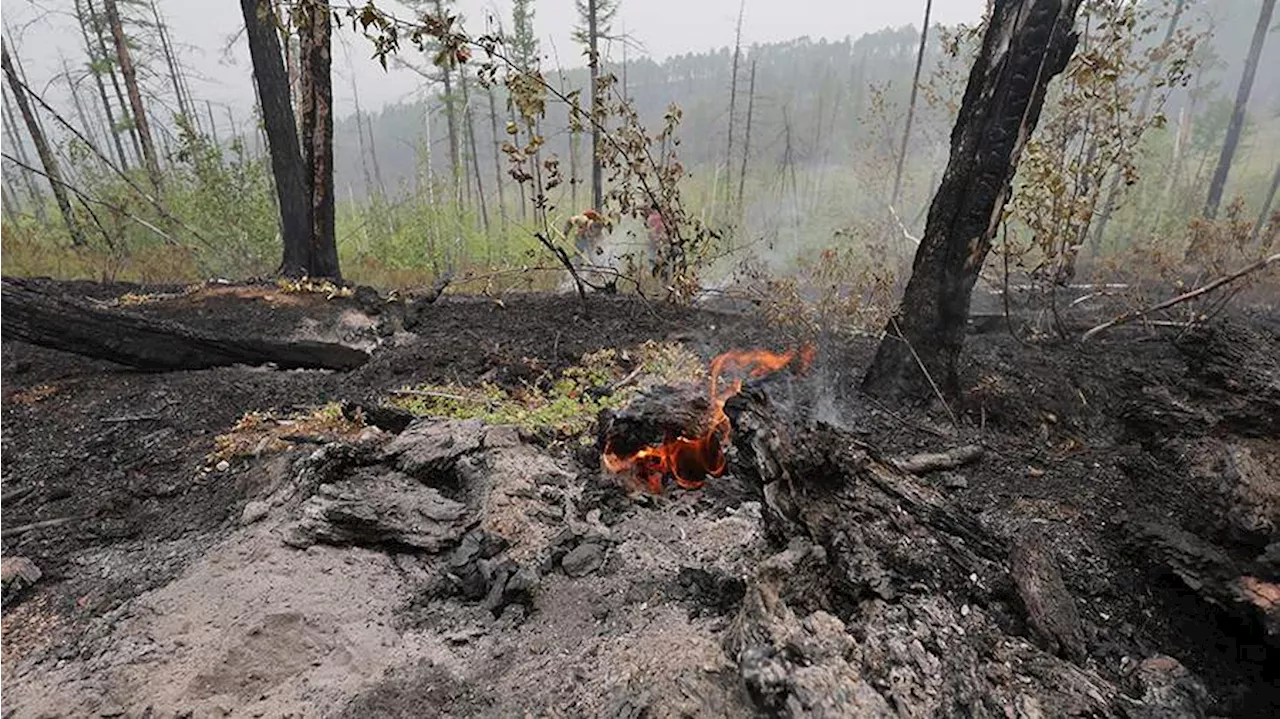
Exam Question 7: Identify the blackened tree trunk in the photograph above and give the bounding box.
[103,0,162,188]
[1,279,369,371]
[87,0,141,168]
[1203,0,1275,220]
[486,85,508,232]
[2,45,86,246]
[240,0,314,277]
[863,0,1083,403]
[296,0,340,279]
[2,87,45,220]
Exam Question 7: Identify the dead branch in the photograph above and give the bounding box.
[1082,253,1279,342]
[1,516,79,539]
[891,444,984,474]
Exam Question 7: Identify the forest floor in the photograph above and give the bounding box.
[0,278,1276,718]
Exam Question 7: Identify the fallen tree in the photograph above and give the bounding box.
[1,278,370,371]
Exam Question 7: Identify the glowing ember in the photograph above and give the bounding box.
[602,344,816,493]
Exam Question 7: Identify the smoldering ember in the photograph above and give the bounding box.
[1,0,1278,717]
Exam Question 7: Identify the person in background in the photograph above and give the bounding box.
[644,204,669,281]
[563,209,609,268]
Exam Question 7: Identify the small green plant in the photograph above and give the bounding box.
[386,343,704,439]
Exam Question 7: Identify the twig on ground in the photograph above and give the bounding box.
[1082,253,1279,342]
[389,389,488,403]
[1,516,79,539]
[101,414,163,423]
[892,444,985,475]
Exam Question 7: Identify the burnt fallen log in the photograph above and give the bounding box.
[1131,520,1280,640]
[1,278,370,371]
[716,381,1208,717]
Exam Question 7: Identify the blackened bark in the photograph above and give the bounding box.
[1203,0,1275,220]
[862,0,1082,403]
[297,0,340,279]
[2,46,85,246]
[240,0,314,278]
[103,0,161,188]
[0,279,369,371]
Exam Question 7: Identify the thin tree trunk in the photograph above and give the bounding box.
[588,0,603,211]
[365,113,386,200]
[891,0,933,208]
[150,0,190,122]
[508,100,528,220]
[61,56,100,152]
[206,100,219,145]
[2,89,45,219]
[1090,0,1186,249]
[460,69,490,238]
[103,0,162,188]
[239,0,313,277]
[76,0,129,170]
[297,0,340,279]
[726,0,745,201]
[278,3,302,142]
[486,85,508,232]
[737,57,757,212]
[2,46,86,246]
[351,76,375,197]
[88,0,142,167]
[3,175,20,216]
[863,0,1082,403]
[570,127,580,210]
[1252,163,1280,248]
[1203,0,1275,219]
[434,2,463,213]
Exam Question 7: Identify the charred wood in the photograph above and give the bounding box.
[1,278,370,371]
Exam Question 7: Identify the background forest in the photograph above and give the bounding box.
[1,0,1277,296]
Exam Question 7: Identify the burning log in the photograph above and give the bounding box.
[598,345,814,494]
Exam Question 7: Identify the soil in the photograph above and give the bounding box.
[1,279,1277,718]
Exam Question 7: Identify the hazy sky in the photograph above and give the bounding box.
[1,0,987,125]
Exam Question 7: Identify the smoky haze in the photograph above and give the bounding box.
[1,1,987,122]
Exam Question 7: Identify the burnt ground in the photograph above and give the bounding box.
[1,278,1277,718]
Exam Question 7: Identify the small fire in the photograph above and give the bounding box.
[603,344,816,494]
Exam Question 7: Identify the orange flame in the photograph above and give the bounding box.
[602,344,816,494]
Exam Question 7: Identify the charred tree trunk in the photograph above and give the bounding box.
[2,46,86,246]
[103,0,162,189]
[0,279,368,372]
[1203,0,1274,220]
[296,0,340,279]
[863,0,1082,403]
[240,0,314,278]
[891,0,932,209]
